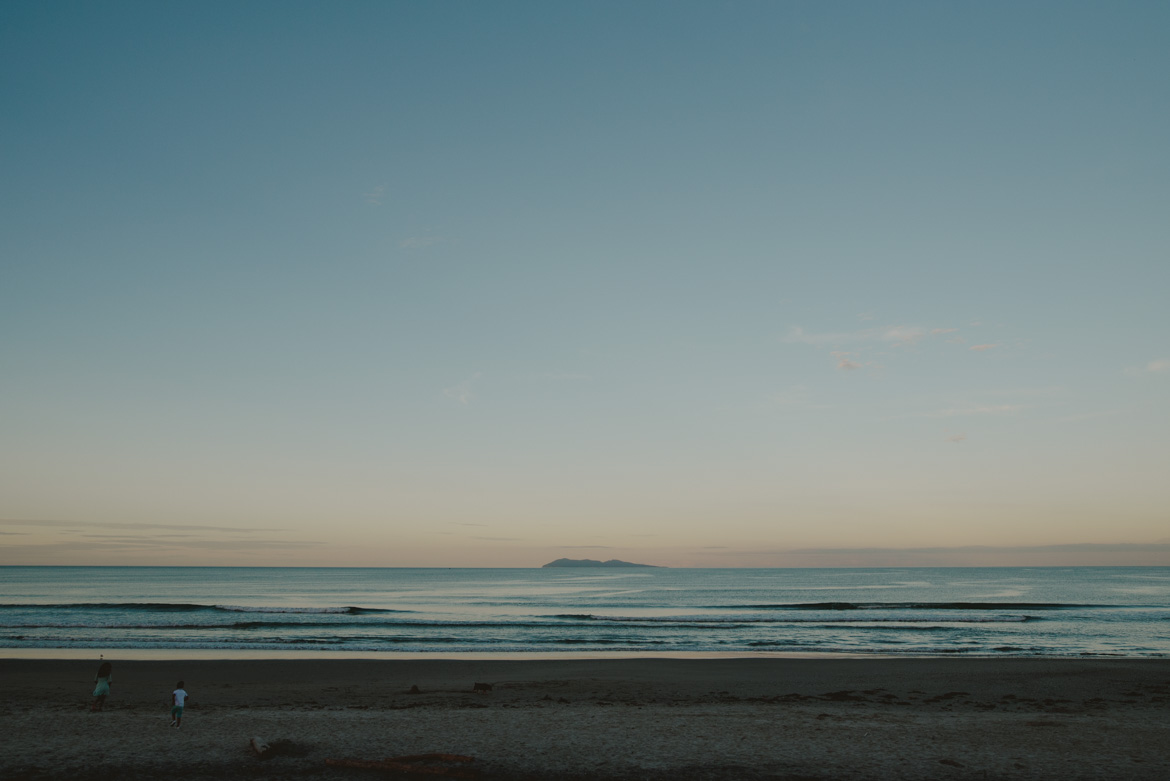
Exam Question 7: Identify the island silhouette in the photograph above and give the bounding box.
[542,558,662,568]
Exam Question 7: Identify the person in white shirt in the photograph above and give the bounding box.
[170,681,189,728]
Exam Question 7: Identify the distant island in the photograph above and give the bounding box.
[542,558,662,568]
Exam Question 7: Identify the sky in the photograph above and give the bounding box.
[1,1,1168,567]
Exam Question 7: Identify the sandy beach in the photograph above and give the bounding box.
[2,657,1168,780]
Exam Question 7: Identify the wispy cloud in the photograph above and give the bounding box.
[1,539,323,556]
[882,325,925,345]
[945,433,967,442]
[0,518,323,566]
[831,351,861,370]
[1125,358,1170,376]
[790,543,1170,555]
[1,518,281,533]
[76,533,200,540]
[443,373,481,404]
[693,542,1170,566]
[970,343,999,351]
[364,185,385,205]
[785,322,967,373]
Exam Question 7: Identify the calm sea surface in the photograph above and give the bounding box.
[1,566,1167,657]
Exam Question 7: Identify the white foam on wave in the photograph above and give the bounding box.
[213,605,355,614]
[587,614,1033,624]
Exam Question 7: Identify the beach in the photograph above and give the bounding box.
[2,657,1168,780]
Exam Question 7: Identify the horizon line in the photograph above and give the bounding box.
[2,563,1168,569]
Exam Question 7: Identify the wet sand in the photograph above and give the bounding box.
[2,657,1168,780]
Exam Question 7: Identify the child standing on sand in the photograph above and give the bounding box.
[91,661,112,712]
[170,681,188,729]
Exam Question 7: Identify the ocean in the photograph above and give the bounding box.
[1,566,1167,657]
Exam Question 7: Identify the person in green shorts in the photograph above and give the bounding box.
[170,680,188,728]
[91,661,112,712]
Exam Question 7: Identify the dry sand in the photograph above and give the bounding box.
[2,657,1168,780]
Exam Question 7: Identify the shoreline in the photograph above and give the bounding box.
[0,648,884,661]
[4,646,1164,661]
[3,657,1168,779]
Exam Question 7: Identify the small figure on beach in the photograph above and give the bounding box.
[170,680,188,729]
[91,661,112,712]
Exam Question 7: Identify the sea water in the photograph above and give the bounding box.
[1,566,1167,657]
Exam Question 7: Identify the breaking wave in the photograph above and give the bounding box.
[0,602,403,615]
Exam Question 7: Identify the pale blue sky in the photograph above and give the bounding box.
[2,1,1167,566]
